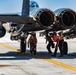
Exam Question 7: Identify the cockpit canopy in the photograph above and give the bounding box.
[30,1,39,11]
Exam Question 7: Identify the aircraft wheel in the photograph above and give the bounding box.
[63,41,68,55]
[20,37,26,52]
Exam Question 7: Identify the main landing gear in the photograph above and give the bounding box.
[19,37,26,54]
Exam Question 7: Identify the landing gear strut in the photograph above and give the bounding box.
[20,37,26,53]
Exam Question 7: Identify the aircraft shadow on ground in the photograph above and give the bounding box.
[37,52,76,59]
[0,50,76,60]
[0,50,34,60]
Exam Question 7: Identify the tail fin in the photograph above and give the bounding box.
[21,0,29,16]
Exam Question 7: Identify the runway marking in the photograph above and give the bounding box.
[0,43,76,72]
[0,43,17,51]
[35,56,76,72]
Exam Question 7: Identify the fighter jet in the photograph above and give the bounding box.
[0,0,75,52]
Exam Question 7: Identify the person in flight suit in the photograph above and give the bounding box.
[28,33,37,55]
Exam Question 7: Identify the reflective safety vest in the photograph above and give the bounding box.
[58,35,62,40]
[51,35,59,42]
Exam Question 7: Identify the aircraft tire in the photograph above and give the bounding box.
[20,37,25,52]
[63,41,68,55]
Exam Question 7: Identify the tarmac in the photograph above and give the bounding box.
[0,33,76,75]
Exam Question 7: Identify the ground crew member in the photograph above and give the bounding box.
[58,32,64,57]
[51,32,59,57]
[28,33,37,55]
[52,32,64,57]
[45,34,54,54]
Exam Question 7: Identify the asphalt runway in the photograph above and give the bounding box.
[0,33,76,75]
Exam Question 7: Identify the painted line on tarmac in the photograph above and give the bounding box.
[35,55,76,72]
[0,43,76,72]
[0,43,17,51]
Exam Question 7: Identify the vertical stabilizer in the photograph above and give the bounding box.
[22,0,29,16]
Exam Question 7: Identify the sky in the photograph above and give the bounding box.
[0,0,76,13]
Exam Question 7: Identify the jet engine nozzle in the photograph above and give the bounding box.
[31,8,56,27]
[0,26,6,38]
[55,8,76,29]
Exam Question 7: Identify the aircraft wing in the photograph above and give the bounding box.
[0,14,34,24]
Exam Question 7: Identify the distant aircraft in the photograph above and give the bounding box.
[0,0,76,52]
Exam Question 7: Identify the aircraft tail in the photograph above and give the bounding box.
[21,0,29,16]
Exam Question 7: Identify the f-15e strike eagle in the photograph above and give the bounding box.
[0,0,76,52]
